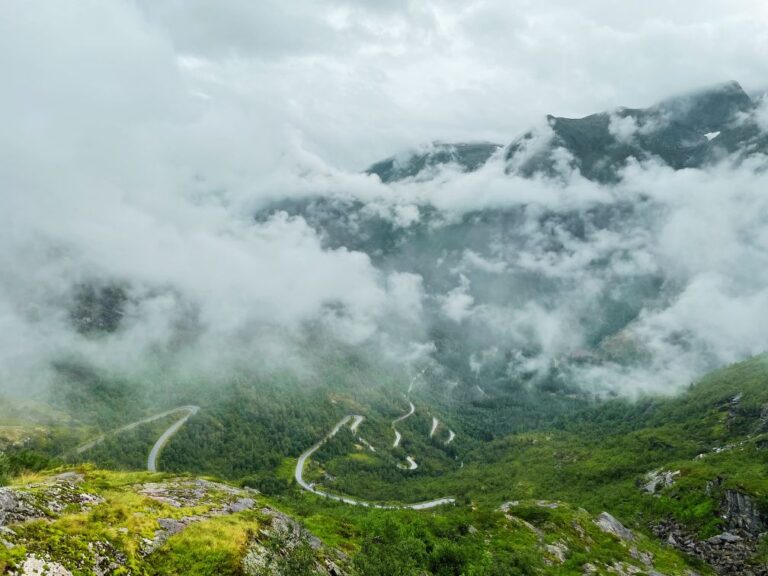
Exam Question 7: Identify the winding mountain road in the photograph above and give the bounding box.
[295,415,454,510]
[74,405,200,473]
[430,417,439,438]
[402,456,418,470]
[147,406,200,472]
[391,401,420,469]
[350,415,364,433]
[75,396,453,508]
[392,401,415,448]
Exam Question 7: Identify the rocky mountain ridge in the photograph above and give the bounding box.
[367,81,768,183]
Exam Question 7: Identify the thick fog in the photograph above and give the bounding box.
[1,1,767,397]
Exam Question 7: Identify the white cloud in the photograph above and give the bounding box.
[46,0,766,170]
[2,0,768,399]
[754,95,768,131]
[608,114,639,143]
[441,275,475,322]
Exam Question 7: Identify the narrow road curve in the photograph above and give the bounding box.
[392,401,415,448]
[147,406,200,472]
[391,401,419,470]
[295,415,454,510]
[430,417,439,438]
[400,456,418,470]
[75,405,200,455]
[350,415,364,433]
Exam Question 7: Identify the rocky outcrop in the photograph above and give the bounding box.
[0,472,350,576]
[242,507,349,576]
[728,393,743,419]
[755,403,768,433]
[0,472,102,527]
[652,518,767,575]
[595,512,634,542]
[655,482,767,574]
[722,490,764,535]
[545,541,568,564]
[642,470,681,494]
[138,479,257,554]
[13,554,74,576]
[582,560,671,576]
[706,478,766,536]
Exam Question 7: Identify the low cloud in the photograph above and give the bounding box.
[2,0,768,401]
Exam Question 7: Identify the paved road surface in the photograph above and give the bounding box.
[73,405,200,473]
[147,406,200,472]
[295,415,454,510]
[430,417,439,438]
[392,401,415,448]
[74,406,200,455]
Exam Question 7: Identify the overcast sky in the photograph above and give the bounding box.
[2,1,768,396]
[4,0,768,171]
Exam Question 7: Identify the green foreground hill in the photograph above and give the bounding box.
[2,355,768,574]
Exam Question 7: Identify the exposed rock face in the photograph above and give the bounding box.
[2,473,346,576]
[89,541,129,576]
[755,403,768,433]
[652,518,768,576]
[726,393,744,428]
[582,560,669,576]
[13,554,74,576]
[705,478,766,536]
[545,541,568,564]
[0,473,101,527]
[722,490,765,535]
[642,470,680,494]
[138,478,254,509]
[242,507,348,576]
[138,479,257,555]
[595,512,634,542]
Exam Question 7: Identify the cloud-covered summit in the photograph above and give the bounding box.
[366,81,768,184]
[260,83,768,400]
[1,1,768,404]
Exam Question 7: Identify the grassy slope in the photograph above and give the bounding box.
[283,355,768,570]
[0,468,708,576]
[2,355,767,573]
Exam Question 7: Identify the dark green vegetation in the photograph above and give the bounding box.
[3,355,768,573]
[255,191,666,436]
[0,468,708,575]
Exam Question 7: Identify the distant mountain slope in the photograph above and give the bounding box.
[367,81,768,183]
[507,81,768,182]
[366,142,502,183]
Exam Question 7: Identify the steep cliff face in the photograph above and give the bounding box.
[722,490,765,536]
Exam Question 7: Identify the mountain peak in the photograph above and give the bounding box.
[506,80,766,182]
[651,80,753,128]
[368,81,766,185]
